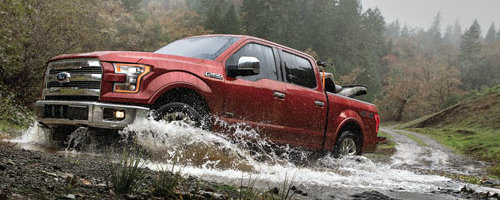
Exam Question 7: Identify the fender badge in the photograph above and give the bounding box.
[205,72,223,80]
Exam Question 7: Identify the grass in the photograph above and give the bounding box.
[397,131,428,147]
[377,130,396,149]
[398,85,500,176]
[107,147,145,195]
[408,127,500,176]
[151,163,182,198]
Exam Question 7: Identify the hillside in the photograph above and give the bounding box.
[402,86,500,175]
[405,86,500,130]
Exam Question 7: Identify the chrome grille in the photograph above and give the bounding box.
[46,81,101,89]
[42,59,102,100]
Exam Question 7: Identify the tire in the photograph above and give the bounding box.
[333,131,362,158]
[154,102,210,129]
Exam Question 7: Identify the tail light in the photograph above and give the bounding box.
[374,113,380,133]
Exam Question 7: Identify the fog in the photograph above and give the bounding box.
[361,0,500,33]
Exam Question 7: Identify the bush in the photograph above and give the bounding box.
[0,86,33,128]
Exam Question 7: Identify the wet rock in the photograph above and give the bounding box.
[10,193,23,199]
[352,191,392,200]
[42,170,76,183]
[460,186,475,194]
[0,164,6,171]
[63,194,76,199]
[80,178,92,186]
[201,191,224,200]
[482,179,500,186]
[52,165,62,171]
[270,187,279,194]
[125,194,139,200]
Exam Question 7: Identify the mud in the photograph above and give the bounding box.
[2,122,500,199]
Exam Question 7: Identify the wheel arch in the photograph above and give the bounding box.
[147,71,213,112]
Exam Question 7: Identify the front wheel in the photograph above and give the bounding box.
[333,131,361,158]
[154,102,209,129]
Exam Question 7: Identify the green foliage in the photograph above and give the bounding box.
[151,164,182,198]
[235,174,296,200]
[0,86,33,129]
[107,148,145,194]
[408,127,500,169]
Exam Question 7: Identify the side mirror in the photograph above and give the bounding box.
[227,56,260,77]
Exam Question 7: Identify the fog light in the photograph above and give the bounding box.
[115,110,125,119]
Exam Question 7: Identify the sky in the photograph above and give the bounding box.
[361,0,500,34]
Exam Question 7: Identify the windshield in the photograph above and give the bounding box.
[155,36,241,60]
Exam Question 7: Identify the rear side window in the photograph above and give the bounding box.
[282,51,316,88]
[226,43,278,81]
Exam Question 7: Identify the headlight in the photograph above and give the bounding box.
[113,63,150,93]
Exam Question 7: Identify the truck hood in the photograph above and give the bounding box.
[49,51,206,65]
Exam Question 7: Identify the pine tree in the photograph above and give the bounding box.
[220,3,241,34]
[459,20,482,90]
[428,12,442,40]
[204,0,225,33]
[484,23,496,45]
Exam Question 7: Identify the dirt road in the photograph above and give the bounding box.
[1,123,500,199]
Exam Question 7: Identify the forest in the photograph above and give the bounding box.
[1,0,499,124]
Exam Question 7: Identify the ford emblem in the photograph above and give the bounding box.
[56,72,71,83]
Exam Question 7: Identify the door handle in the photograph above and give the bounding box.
[273,91,286,99]
[315,100,325,107]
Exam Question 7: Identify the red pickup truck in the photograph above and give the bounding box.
[35,35,380,156]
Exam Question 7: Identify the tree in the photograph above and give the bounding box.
[220,3,241,34]
[428,12,442,40]
[204,0,225,33]
[459,20,482,90]
[484,23,497,45]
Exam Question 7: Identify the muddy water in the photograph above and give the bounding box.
[8,121,500,199]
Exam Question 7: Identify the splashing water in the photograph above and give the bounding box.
[121,117,460,193]
[9,122,52,145]
[9,119,500,195]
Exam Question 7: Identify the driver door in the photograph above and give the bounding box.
[222,42,286,139]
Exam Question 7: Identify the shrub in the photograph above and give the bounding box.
[107,148,145,194]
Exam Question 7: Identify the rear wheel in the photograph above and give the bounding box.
[333,131,361,157]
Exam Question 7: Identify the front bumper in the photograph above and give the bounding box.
[35,100,149,129]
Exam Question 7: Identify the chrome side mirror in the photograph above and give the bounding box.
[227,56,260,77]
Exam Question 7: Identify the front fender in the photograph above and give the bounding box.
[146,71,212,105]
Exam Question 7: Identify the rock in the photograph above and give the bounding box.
[352,191,391,200]
[201,191,224,200]
[52,165,62,171]
[80,178,91,186]
[10,193,23,199]
[63,194,76,199]
[125,194,139,200]
[0,164,6,171]
[270,187,279,194]
[0,190,7,200]
[42,170,74,179]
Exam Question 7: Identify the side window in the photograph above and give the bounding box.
[282,51,317,88]
[226,43,278,81]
